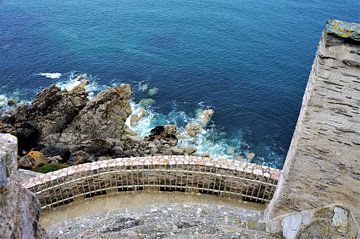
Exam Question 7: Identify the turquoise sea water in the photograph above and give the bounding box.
[0,0,359,168]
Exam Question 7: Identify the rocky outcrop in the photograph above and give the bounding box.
[0,134,44,238]
[0,78,186,170]
[59,84,132,145]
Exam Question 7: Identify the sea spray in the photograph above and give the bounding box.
[126,98,253,161]
[38,72,62,79]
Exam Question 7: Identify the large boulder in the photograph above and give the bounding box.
[60,84,132,145]
[4,82,89,148]
[146,124,179,146]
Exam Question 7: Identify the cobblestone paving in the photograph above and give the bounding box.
[47,203,281,239]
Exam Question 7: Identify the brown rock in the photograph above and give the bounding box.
[18,151,48,169]
[60,84,132,144]
[7,99,16,107]
[185,123,202,137]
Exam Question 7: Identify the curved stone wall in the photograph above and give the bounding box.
[22,156,280,209]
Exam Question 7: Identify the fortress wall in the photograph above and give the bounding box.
[22,156,280,209]
[264,29,360,223]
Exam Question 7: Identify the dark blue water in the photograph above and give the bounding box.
[1,0,359,168]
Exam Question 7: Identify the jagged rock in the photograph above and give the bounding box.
[74,139,113,156]
[147,125,178,146]
[185,122,202,137]
[60,84,132,144]
[40,145,70,162]
[18,151,48,169]
[14,122,40,154]
[7,99,16,107]
[29,84,88,144]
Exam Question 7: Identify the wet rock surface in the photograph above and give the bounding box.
[47,203,279,239]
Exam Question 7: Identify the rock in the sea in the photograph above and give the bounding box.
[148,87,159,96]
[130,107,146,126]
[185,122,202,137]
[198,109,214,127]
[246,152,256,161]
[28,84,88,143]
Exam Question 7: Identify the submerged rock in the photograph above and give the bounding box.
[148,87,159,96]
[139,98,155,107]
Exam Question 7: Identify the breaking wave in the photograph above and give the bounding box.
[38,72,62,79]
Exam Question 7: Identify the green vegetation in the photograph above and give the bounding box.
[33,163,68,173]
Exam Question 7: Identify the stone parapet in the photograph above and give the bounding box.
[22,156,280,209]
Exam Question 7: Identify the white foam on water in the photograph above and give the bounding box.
[55,72,106,98]
[126,100,250,161]
[38,72,62,79]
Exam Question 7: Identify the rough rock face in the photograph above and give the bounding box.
[0,134,43,238]
[60,84,132,145]
[267,204,360,239]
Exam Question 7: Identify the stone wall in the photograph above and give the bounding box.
[264,21,360,224]
[0,134,43,238]
[22,156,280,209]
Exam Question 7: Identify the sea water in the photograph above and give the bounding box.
[0,0,359,168]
